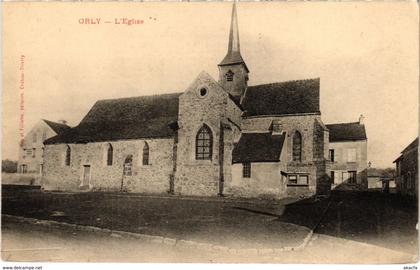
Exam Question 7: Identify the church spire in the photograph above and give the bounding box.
[218,2,249,98]
[219,2,248,71]
[227,1,240,58]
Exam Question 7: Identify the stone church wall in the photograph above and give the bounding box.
[175,72,241,196]
[220,94,243,195]
[227,162,287,198]
[42,138,174,193]
[218,63,248,97]
[242,114,320,161]
[313,119,332,195]
[240,114,329,199]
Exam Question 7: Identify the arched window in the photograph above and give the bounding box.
[65,145,71,166]
[196,125,212,160]
[107,144,113,166]
[33,133,37,143]
[143,142,149,165]
[292,131,302,162]
[123,155,133,176]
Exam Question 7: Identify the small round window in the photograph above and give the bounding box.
[199,87,208,98]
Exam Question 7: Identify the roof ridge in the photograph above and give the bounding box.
[401,137,419,153]
[97,92,183,103]
[326,121,362,126]
[241,131,285,136]
[248,77,320,88]
[42,119,69,127]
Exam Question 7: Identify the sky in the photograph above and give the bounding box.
[3,2,419,168]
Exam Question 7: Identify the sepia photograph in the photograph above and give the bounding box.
[1,1,419,267]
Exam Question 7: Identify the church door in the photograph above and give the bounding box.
[121,155,133,191]
[82,165,91,186]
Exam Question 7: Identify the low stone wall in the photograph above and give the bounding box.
[1,173,41,186]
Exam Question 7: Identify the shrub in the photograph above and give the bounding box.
[2,159,18,173]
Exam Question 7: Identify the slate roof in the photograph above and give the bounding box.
[393,155,403,163]
[393,137,418,163]
[326,122,367,142]
[242,78,320,117]
[232,132,285,163]
[402,137,418,154]
[44,77,322,145]
[44,93,181,144]
[219,51,249,72]
[43,119,71,135]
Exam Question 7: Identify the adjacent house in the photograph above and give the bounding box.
[18,119,70,174]
[41,3,363,199]
[394,138,418,198]
[367,168,396,191]
[326,115,368,190]
[367,173,382,190]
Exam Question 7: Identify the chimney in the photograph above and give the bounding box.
[358,114,365,125]
[58,119,68,125]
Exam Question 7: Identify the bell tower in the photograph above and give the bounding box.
[218,2,249,98]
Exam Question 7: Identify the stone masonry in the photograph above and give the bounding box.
[43,139,174,193]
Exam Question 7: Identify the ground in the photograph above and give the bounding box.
[2,216,416,264]
[280,190,418,254]
[1,185,418,263]
[2,187,307,249]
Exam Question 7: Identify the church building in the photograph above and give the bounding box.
[42,4,339,198]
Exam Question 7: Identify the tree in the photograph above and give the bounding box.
[2,159,17,173]
[368,167,396,178]
[381,167,396,178]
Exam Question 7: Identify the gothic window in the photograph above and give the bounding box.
[243,162,251,178]
[65,145,71,166]
[143,142,149,165]
[292,131,302,162]
[196,125,212,160]
[225,70,234,81]
[107,144,113,166]
[123,155,133,176]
